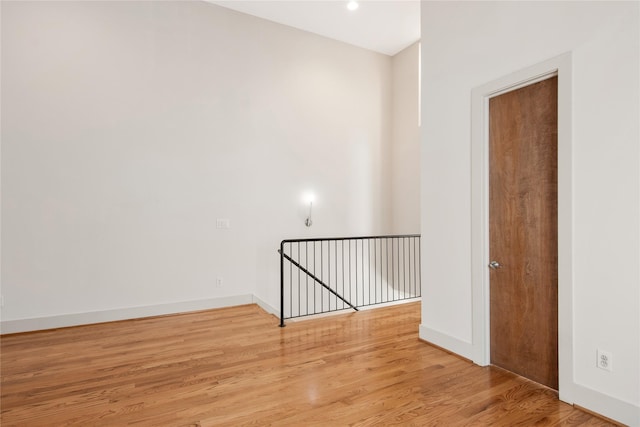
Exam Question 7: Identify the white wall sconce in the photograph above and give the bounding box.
[305,202,313,227]
[303,192,315,227]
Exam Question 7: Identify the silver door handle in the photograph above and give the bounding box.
[489,261,501,269]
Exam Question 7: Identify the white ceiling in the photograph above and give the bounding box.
[209,1,421,56]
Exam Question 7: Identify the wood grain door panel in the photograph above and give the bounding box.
[489,77,558,389]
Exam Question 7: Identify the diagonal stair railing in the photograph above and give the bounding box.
[279,234,421,327]
[279,250,359,315]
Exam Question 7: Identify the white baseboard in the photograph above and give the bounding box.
[419,324,474,360]
[251,294,279,316]
[358,297,421,311]
[570,383,640,426]
[0,294,257,334]
[0,295,411,334]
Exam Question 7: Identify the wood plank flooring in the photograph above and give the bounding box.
[1,302,616,426]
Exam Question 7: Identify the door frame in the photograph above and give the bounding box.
[470,52,574,403]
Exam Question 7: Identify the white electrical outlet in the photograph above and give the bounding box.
[597,349,613,372]
[216,218,230,229]
[216,278,223,288]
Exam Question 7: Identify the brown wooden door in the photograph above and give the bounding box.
[489,76,558,390]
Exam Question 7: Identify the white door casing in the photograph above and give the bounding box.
[469,52,574,403]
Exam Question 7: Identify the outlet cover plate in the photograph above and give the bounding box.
[597,349,613,372]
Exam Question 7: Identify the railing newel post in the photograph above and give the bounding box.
[279,244,286,327]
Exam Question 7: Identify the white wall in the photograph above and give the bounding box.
[391,42,420,234]
[420,1,639,425]
[0,1,395,329]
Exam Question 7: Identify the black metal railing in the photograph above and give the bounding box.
[279,234,421,326]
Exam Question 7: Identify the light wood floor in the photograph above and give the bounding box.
[1,302,616,426]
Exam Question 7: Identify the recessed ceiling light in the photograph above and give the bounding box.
[347,1,359,11]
